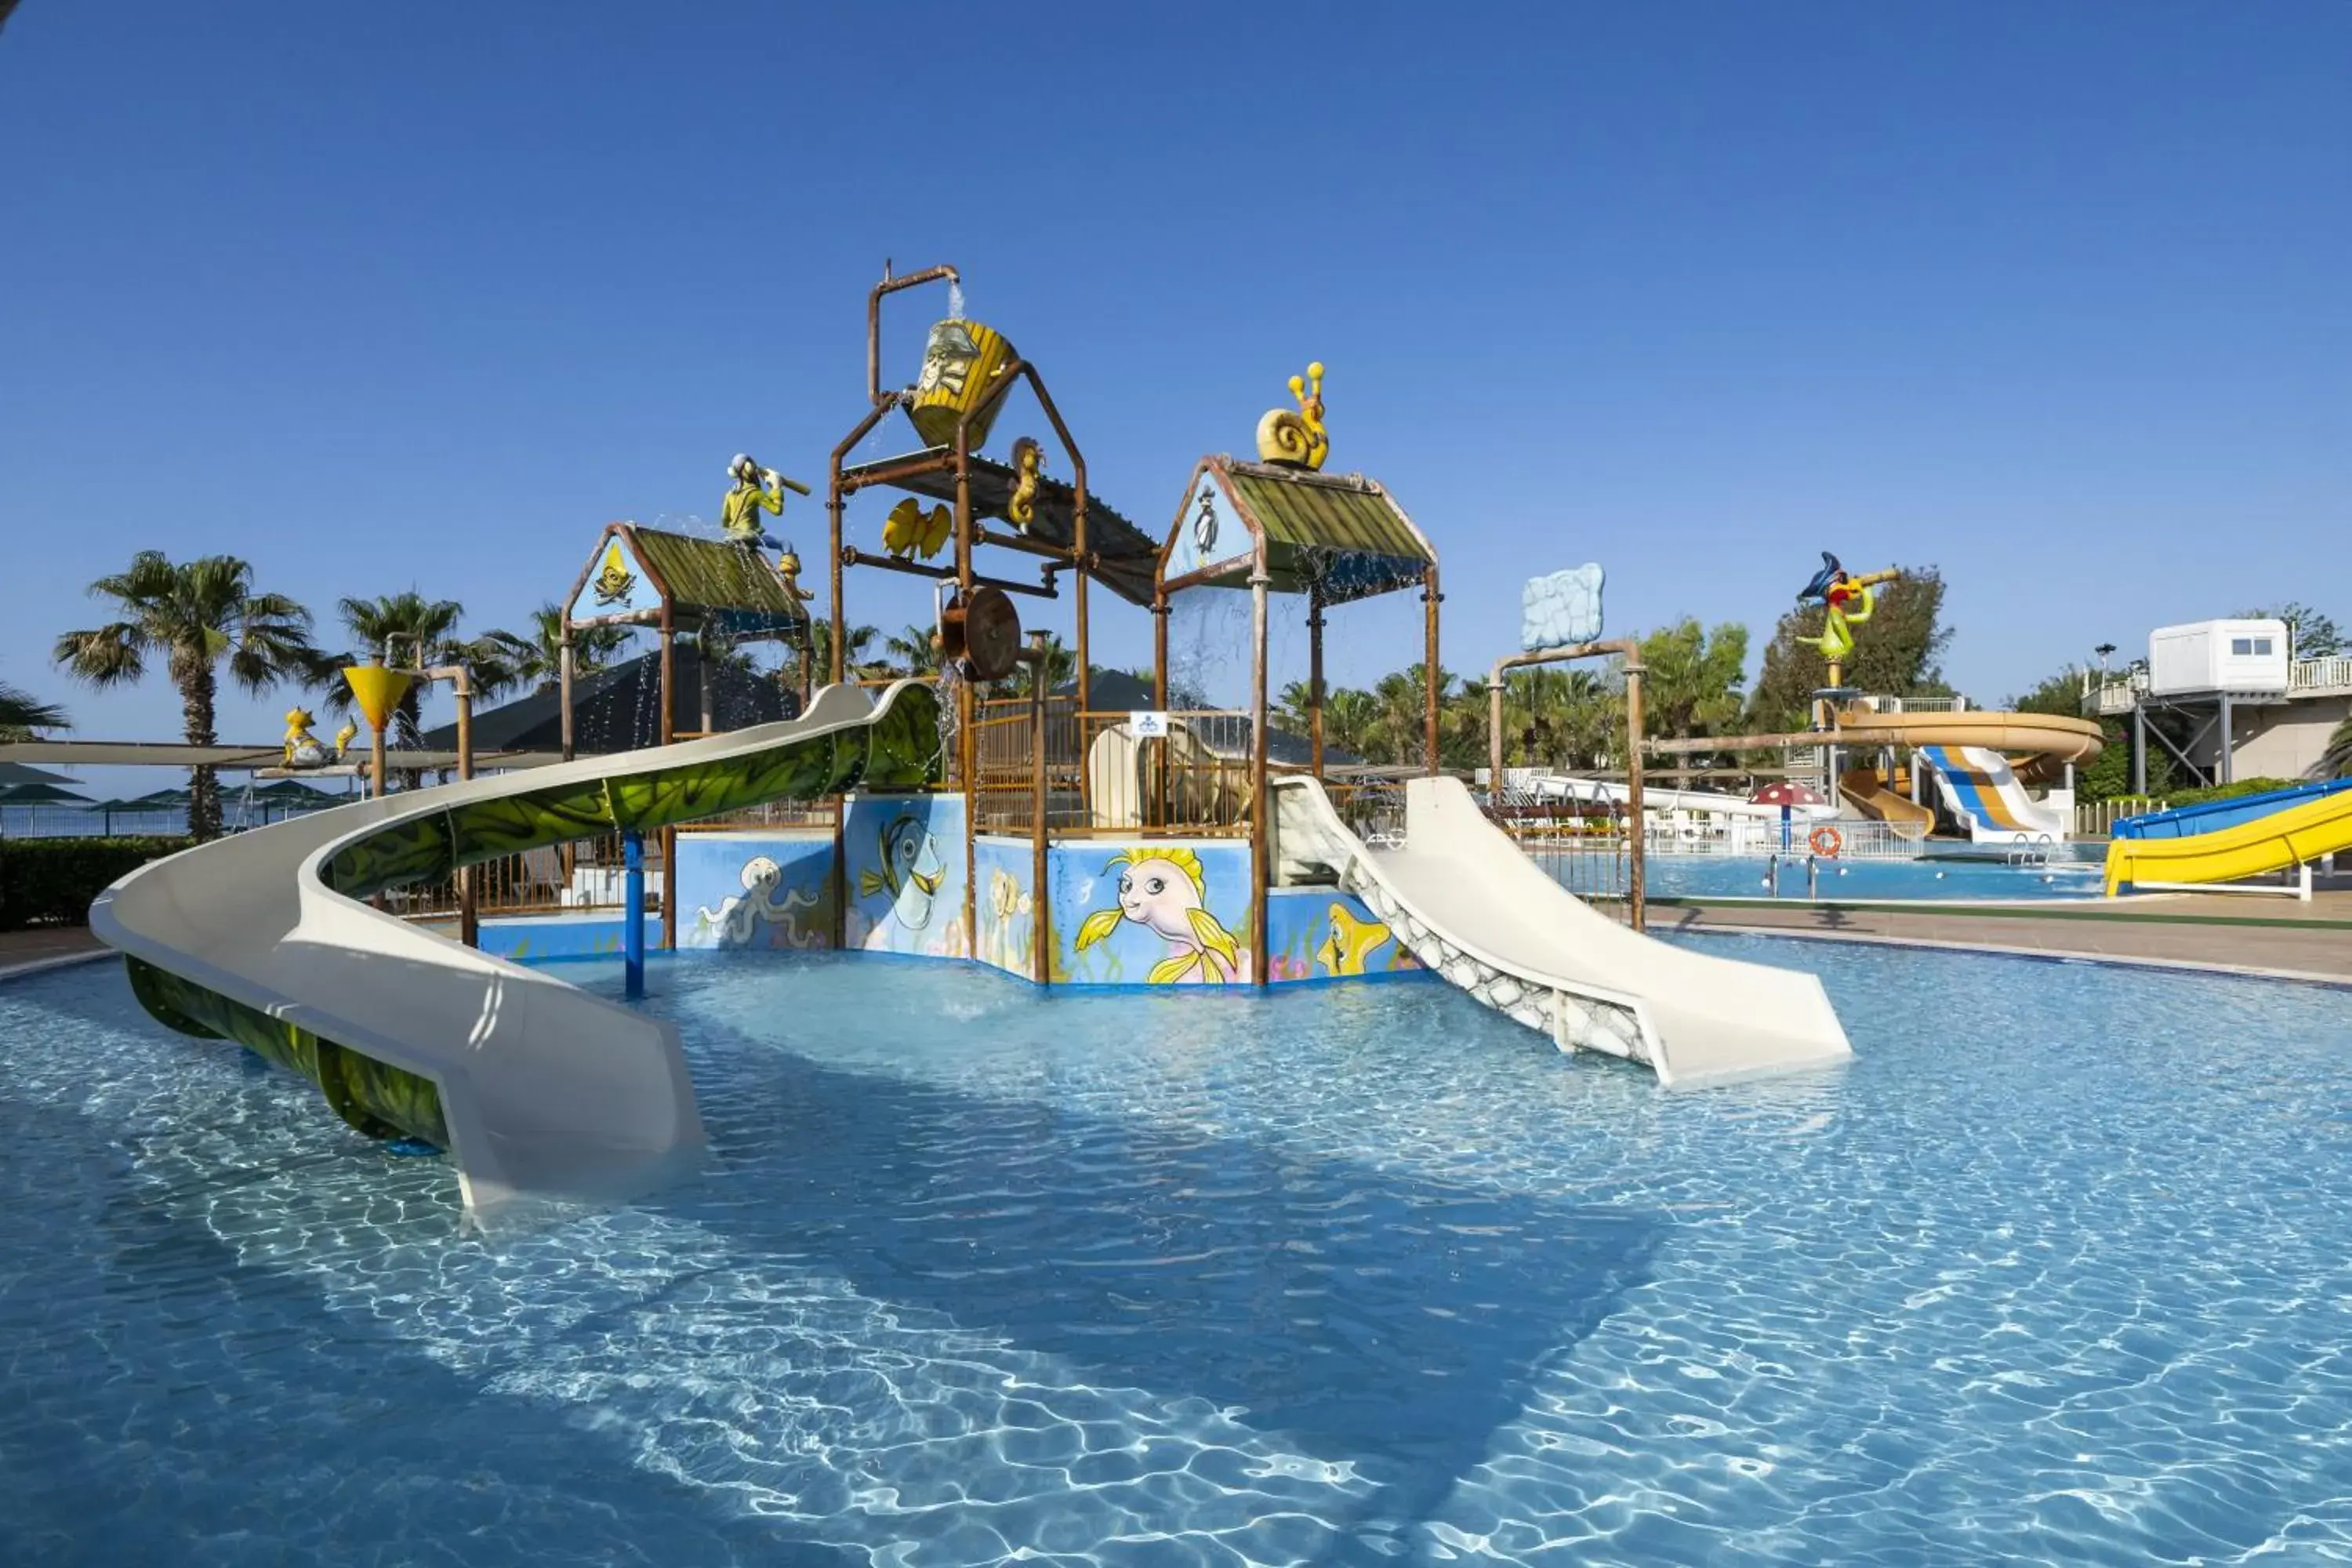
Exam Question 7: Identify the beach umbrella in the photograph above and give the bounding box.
[1748,780,1828,852]
[128,786,193,807]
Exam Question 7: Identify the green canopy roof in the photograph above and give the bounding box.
[1167,458,1437,604]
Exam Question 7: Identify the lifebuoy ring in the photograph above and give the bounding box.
[1809,825,1843,858]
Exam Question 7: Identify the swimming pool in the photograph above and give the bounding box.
[1633,851,2107,902]
[5,946,2351,1564]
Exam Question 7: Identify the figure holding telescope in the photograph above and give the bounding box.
[720,454,811,549]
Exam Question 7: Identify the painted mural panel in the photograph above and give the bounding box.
[673,832,833,950]
[843,792,970,959]
[1054,840,1252,985]
[568,531,659,624]
[1264,887,1424,985]
[1162,470,1252,585]
[477,914,667,963]
[972,837,1043,979]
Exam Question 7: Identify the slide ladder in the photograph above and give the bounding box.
[1273,775,1852,1087]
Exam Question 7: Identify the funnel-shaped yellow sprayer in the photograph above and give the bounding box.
[343,665,415,798]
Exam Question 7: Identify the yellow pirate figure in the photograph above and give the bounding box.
[720,454,806,548]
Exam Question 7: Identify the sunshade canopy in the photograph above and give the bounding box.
[1160,457,1437,604]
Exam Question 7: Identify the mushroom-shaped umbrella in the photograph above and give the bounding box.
[1748,780,1828,852]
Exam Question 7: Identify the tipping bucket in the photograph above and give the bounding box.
[907,318,1017,451]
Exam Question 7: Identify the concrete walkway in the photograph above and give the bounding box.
[0,926,109,980]
[1656,893,2352,986]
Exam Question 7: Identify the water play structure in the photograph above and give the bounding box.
[89,263,1853,1218]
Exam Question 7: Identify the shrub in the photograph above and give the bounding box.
[2161,778,2303,811]
[0,837,191,929]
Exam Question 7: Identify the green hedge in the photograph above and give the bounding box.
[0,837,192,929]
[2162,777,2302,810]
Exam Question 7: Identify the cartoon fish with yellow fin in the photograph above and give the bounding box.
[860,814,944,930]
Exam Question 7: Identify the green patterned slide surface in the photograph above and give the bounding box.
[90,681,941,1225]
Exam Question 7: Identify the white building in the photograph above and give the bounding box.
[2092,619,2352,786]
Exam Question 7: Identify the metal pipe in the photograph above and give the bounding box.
[659,612,677,953]
[838,546,1060,601]
[1624,653,1647,933]
[622,829,646,1000]
[1422,566,1442,775]
[1024,635,1051,986]
[427,663,479,948]
[826,399,893,688]
[1308,588,1326,781]
[1250,565,1271,986]
[867,262,960,408]
[955,409,978,948]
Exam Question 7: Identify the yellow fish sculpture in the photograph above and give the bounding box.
[883,497,953,561]
[1074,848,1245,984]
[1315,902,1394,976]
[1006,436,1045,531]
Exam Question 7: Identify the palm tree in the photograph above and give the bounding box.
[468,602,633,699]
[883,622,942,678]
[808,620,883,687]
[1022,633,1077,697]
[333,592,467,748]
[2317,716,2352,780]
[0,677,68,741]
[1320,688,1381,760]
[54,551,321,840]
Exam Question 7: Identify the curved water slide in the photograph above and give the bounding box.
[91,682,942,1226]
[1835,709,2106,764]
[2104,786,2352,896]
[1835,710,2102,840]
[1272,775,1852,1087]
[1836,768,1936,837]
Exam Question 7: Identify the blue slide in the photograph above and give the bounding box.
[2115,776,2352,840]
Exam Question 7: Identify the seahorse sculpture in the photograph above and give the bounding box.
[1255,361,1328,470]
[1007,436,1045,531]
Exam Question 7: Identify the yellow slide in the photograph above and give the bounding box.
[1838,767,1935,838]
[2104,789,2352,895]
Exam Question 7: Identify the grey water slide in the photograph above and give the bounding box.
[89,683,934,1227]
[1272,775,1853,1086]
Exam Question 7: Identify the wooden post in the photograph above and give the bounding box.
[955,425,978,946]
[1308,586,1326,782]
[454,670,477,949]
[659,613,677,952]
[1624,654,1646,934]
[1029,637,1051,985]
[558,627,575,763]
[1422,565,1442,775]
[1250,568,1271,986]
[699,637,716,738]
[1152,595,1171,829]
[1488,666,1505,799]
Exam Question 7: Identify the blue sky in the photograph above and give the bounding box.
[3,2,2347,760]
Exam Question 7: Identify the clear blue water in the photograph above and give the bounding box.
[1639,852,2107,902]
[5,946,2352,1565]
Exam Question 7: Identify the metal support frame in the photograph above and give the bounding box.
[1488,638,1648,931]
[622,829,646,999]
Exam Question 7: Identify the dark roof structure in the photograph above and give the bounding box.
[417,646,799,757]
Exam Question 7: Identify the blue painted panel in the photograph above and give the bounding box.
[2114,775,2352,839]
[1263,887,1425,984]
[1053,840,1252,985]
[480,913,665,962]
[843,792,970,958]
[972,837,1040,978]
[673,832,833,950]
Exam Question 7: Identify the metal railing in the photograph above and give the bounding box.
[393,832,648,923]
[971,702,1257,837]
[2292,656,2352,695]
[1849,693,1971,714]
[2074,796,2166,838]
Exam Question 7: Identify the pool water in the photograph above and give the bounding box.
[1639,852,2107,902]
[6,946,2352,1565]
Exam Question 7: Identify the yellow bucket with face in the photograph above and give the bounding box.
[907,318,1017,451]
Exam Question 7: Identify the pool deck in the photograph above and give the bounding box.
[0,925,111,981]
[12,887,2352,990]
[1655,890,2352,986]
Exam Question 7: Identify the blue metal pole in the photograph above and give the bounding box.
[622,829,646,1000]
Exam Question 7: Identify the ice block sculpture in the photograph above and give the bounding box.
[1522,564,1605,652]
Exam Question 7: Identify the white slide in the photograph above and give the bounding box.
[1915,744,2070,843]
[1274,775,1853,1086]
[92,682,931,1227]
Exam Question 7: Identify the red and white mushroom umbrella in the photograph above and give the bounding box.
[1748,781,1828,851]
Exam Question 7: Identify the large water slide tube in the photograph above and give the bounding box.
[2104,786,2352,896]
[1272,775,1852,1087]
[2114,776,2352,840]
[91,681,942,1225]
[1833,710,2103,840]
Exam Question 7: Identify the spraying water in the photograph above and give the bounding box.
[946,280,965,321]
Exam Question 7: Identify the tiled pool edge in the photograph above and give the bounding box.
[1671,920,2352,993]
